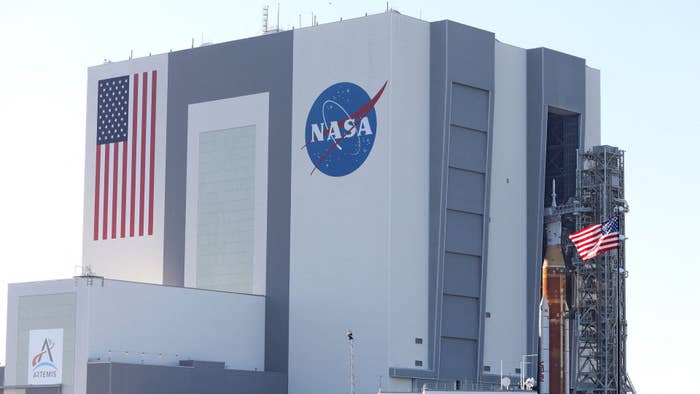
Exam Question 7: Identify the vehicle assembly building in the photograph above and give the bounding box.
[1,10,634,394]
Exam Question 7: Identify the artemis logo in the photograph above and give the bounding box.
[31,338,56,371]
[303,81,387,176]
[28,328,63,384]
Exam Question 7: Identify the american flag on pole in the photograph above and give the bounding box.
[568,216,621,260]
[93,71,158,240]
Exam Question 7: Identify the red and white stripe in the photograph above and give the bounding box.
[568,223,619,260]
[93,70,158,240]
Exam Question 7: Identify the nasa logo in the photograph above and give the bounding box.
[304,81,387,176]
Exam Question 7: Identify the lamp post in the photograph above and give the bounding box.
[347,330,355,394]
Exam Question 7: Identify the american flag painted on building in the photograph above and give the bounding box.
[93,71,158,240]
[568,216,621,261]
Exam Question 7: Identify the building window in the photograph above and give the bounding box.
[415,360,423,367]
[415,337,423,344]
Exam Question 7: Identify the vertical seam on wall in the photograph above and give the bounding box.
[433,20,450,381]
[477,78,496,381]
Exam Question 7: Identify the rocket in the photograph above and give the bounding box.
[540,180,569,394]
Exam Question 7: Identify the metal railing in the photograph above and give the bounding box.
[416,380,533,392]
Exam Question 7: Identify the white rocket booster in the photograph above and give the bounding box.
[539,296,550,394]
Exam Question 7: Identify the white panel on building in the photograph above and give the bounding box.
[27,328,64,385]
[483,41,528,376]
[82,55,169,285]
[585,67,601,148]
[386,14,430,375]
[184,93,269,295]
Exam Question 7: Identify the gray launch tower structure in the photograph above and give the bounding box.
[569,145,635,394]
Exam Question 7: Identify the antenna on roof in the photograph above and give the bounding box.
[262,4,283,33]
[129,49,133,60]
[262,5,269,33]
[82,264,95,276]
[346,330,356,394]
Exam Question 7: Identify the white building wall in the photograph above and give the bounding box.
[82,55,169,285]
[483,41,528,376]
[386,14,430,377]
[585,67,601,148]
[82,279,265,371]
[289,13,429,394]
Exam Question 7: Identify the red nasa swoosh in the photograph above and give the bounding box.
[302,81,388,175]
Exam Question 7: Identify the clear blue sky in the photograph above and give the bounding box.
[1,1,698,392]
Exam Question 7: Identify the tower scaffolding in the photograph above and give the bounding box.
[569,145,635,394]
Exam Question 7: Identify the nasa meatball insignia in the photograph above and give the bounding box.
[304,81,387,176]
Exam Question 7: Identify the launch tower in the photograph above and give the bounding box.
[570,145,635,394]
